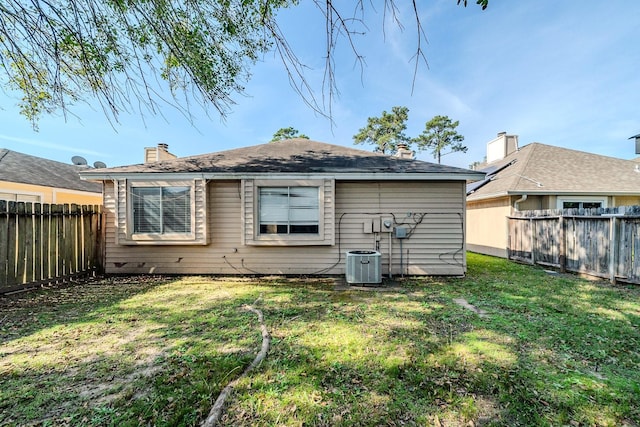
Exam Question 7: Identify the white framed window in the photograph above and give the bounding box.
[132,186,191,234]
[0,192,42,203]
[259,186,319,235]
[243,179,334,246]
[557,197,607,210]
[117,179,207,245]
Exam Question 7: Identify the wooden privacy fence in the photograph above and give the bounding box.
[508,206,640,284]
[0,201,104,293]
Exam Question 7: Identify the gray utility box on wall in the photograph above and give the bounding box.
[345,250,382,284]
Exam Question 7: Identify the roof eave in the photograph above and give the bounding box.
[80,171,486,182]
[468,189,640,201]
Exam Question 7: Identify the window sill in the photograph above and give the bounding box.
[121,233,206,245]
[247,235,332,246]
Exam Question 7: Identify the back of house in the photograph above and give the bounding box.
[81,140,484,278]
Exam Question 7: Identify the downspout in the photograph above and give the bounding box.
[513,194,528,212]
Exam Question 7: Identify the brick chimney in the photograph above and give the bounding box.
[144,143,177,163]
[394,143,415,159]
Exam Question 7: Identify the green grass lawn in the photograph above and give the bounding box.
[1,253,639,426]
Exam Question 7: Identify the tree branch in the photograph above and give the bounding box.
[201,299,271,427]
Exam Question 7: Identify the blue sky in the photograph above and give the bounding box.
[1,1,639,169]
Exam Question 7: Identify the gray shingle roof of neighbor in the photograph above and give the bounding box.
[467,142,640,200]
[80,138,485,179]
[0,149,102,193]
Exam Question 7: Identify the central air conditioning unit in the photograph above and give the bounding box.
[345,250,382,284]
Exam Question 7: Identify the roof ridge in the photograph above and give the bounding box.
[0,148,78,167]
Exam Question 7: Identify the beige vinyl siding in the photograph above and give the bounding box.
[103,179,466,276]
[103,180,119,262]
[337,181,466,276]
[324,179,335,245]
[241,179,254,245]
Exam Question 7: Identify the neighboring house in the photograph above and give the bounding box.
[466,133,640,257]
[80,139,484,277]
[0,149,102,204]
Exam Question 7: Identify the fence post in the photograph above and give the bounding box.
[33,203,42,282]
[42,203,51,280]
[608,215,619,284]
[63,204,73,275]
[530,217,536,265]
[71,204,81,274]
[24,202,34,284]
[16,202,27,284]
[6,202,17,286]
[55,204,64,277]
[0,200,7,286]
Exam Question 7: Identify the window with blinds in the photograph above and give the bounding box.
[259,186,319,234]
[132,186,191,234]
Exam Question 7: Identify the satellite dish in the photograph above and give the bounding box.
[93,161,107,169]
[71,155,88,166]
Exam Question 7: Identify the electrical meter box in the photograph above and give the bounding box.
[395,227,408,239]
[380,217,394,233]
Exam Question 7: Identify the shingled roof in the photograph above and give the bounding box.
[0,149,102,193]
[81,139,484,180]
[467,142,640,201]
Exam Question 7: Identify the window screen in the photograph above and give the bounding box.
[132,186,191,234]
[259,187,319,234]
[562,201,602,209]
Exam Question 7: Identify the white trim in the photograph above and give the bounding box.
[117,179,207,245]
[127,181,195,241]
[114,179,122,245]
